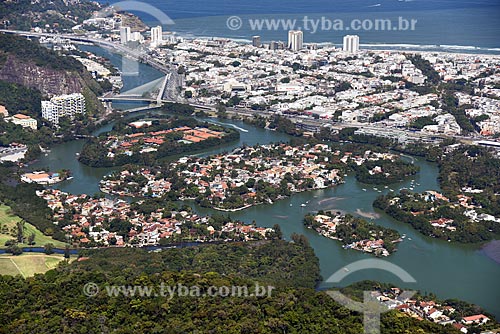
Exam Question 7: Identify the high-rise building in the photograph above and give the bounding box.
[252,35,261,47]
[343,35,360,54]
[41,93,86,125]
[129,31,144,43]
[151,25,163,47]
[288,30,303,51]
[120,26,131,44]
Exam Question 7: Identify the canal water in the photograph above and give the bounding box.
[31,48,500,319]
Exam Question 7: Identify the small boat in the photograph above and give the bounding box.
[343,267,349,272]
[66,176,74,180]
[373,187,378,191]
[407,238,412,241]
[289,203,293,206]
[362,188,367,191]
[75,153,80,156]
[402,234,406,239]
[389,189,394,192]
[384,186,388,189]
[378,190,382,193]
[301,203,307,207]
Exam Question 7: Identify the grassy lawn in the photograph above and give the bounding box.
[0,254,71,278]
[0,258,21,276]
[0,204,66,249]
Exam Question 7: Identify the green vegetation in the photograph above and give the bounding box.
[304,211,401,254]
[79,115,239,167]
[0,253,68,278]
[353,159,419,185]
[406,54,440,85]
[0,178,67,243]
[409,116,438,129]
[0,204,66,249]
[0,80,42,115]
[0,239,467,333]
[0,0,100,31]
[374,190,500,243]
[0,33,85,71]
[438,146,500,215]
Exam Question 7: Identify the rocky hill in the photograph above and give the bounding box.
[0,33,105,115]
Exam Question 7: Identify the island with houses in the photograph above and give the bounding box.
[100,142,418,211]
[78,115,239,167]
[304,210,401,256]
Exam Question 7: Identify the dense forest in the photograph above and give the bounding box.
[438,146,500,215]
[0,238,467,333]
[353,159,419,185]
[0,0,100,31]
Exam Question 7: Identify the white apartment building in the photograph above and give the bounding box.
[42,93,86,125]
[120,26,131,44]
[288,30,303,51]
[129,31,144,43]
[343,35,360,54]
[151,25,163,47]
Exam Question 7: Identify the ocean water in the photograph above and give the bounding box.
[102,0,500,51]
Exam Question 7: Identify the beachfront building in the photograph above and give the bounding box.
[252,35,261,47]
[343,35,360,54]
[42,93,86,125]
[288,30,303,51]
[151,25,163,47]
[120,26,131,44]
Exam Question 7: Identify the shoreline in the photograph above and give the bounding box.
[482,240,500,264]
[185,34,500,55]
[168,30,500,55]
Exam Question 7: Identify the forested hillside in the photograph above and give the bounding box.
[0,238,463,333]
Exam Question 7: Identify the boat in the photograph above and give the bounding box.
[384,186,388,189]
[362,188,367,191]
[66,177,74,180]
[373,187,378,191]
[408,238,412,241]
[289,203,293,207]
[75,153,80,156]
[343,267,349,272]
[301,203,307,207]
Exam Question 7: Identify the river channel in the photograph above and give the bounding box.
[31,45,500,318]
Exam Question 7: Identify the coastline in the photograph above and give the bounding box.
[168,30,500,56]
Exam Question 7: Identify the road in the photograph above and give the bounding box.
[0,29,492,146]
